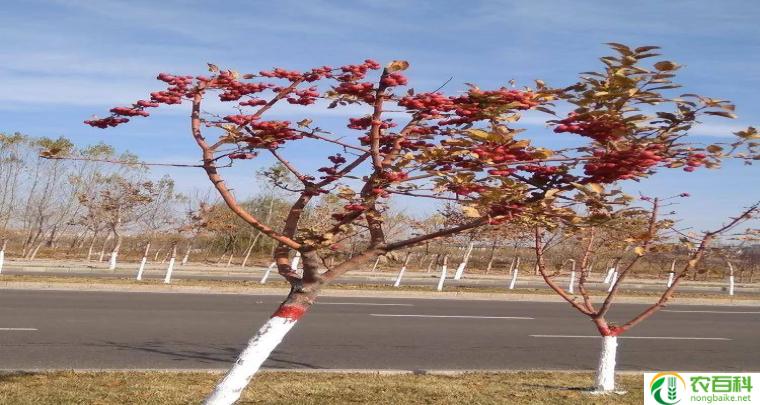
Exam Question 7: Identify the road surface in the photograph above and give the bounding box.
[0,289,758,371]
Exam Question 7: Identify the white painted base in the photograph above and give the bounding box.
[666,272,674,288]
[594,336,618,392]
[163,258,175,284]
[607,271,618,292]
[291,252,301,271]
[108,253,117,270]
[568,271,576,294]
[436,264,447,292]
[729,275,735,296]
[453,262,466,280]
[260,262,276,284]
[370,257,380,273]
[204,315,299,405]
[603,268,614,284]
[509,269,518,290]
[393,266,406,287]
[136,257,147,280]
[0,250,4,274]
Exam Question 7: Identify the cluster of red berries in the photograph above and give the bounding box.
[449,184,487,195]
[259,68,303,81]
[223,114,259,126]
[151,73,193,104]
[302,66,335,82]
[583,145,664,183]
[338,60,381,80]
[229,152,257,159]
[488,202,524,224]
[473,144,534,164]
[553,113,627,142]
[380,72,408,87]
[109,107,149,117]
[436,89,537,126]
[335,81,376,103]
[347,117,396,130]
[239,98,268,107]
[399,92,456,119]
[381,171,408,182]
[679,153,707,172]
[84,116,129,128]
[286,87,320,105]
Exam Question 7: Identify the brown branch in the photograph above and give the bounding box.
[190,91,301,251]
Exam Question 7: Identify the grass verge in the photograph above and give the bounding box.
[0,371,643,405]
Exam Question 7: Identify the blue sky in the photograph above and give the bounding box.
[1,0,758,232]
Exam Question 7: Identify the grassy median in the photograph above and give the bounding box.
[0,371,643,405]
[1,273,756,301]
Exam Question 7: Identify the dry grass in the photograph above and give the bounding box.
[0,371,643,405]
[2,273,756,301]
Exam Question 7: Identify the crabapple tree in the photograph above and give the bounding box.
[77,43,758,403]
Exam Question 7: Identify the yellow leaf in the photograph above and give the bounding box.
[634,246,645,256]
[462,205,481,218]
[386,60,409,72]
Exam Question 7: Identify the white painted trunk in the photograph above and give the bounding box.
[204,315,299,405]
[393,265,406,287]
[568,271,576,294]
[453,242,474,280]
[370,257,380,273]
[0,249,4,274]
[291,252,301,270]
[607,271,618,292]
[436,262,447,292]
[259,262,276,284]
[666,272,674,288]
[108,252,117,270]
[136,257,147,280]
[509,268,519,290]
[603,267,615,284]
[594,336,618,392]
[181,251,190,266]
[164,258,176,284]
[729,275,735,296]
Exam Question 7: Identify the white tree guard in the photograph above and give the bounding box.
[509,268,519,290]
[164,258,176,284]
[136,257,147,280]
[259,262,276,284]
[108,252,118,270]
[594,335,618,392]
[436,256,448,292]
[204,315,299,405]
[453,242,474,280]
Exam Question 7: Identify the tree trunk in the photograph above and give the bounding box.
[393,252,412,287]
[594,335,618,392]
[0,239,7,274]
[137,241,151,281]
[204,303,306,405]
[86,230,99,261]
[108,230,122,270]
[453,241,474,280]
[181,242,192,266]
[164,244,177,284]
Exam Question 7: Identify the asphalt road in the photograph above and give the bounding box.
[0,289,758,372]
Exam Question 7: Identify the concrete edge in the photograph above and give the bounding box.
[2,281,759,306]
[0,368,645,375]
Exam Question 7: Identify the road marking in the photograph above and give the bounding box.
[530,335,730,340]
[371,314,533,320]
[319,302,413,306]
[0,328,37,331]
[662,310,760,314]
